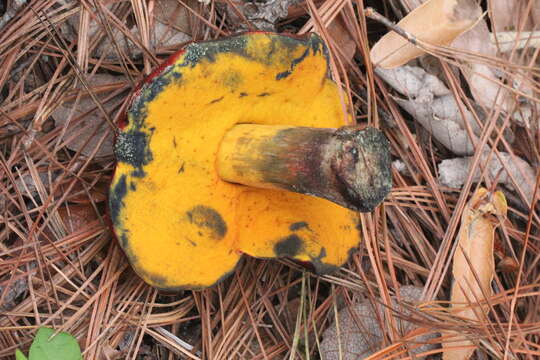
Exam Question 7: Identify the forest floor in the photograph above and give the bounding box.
[0,0,539,359]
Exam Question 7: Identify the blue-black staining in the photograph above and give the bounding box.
[223,71,243,90]
[171,71,183,87]
[115,130,153,178]
[308,247,339,274]
[130,168,146,178]
[274,234,304,257]
[145,271,169,288]
[129,74,172,129]
[186,205,227,240]
[109,174,127,226]
[311,36,323,54]
[276,71,291,80]
[178,162,185,174]
[120,233,129,248]
[275,47,310,80]
[209,96,224,104]
[130,182,137,191]
[289,221,309,231]
[176,33,325,75]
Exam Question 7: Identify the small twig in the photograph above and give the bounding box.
[364,7,418,46]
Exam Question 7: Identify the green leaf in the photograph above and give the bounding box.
[28,327,82,360]
[15,349,28,360]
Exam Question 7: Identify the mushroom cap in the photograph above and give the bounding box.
[109,32,361,290]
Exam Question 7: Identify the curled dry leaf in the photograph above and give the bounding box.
[320,286,438,360]
[438,152,536,203]
[443,188,507,360]
[376,65,481,155]
[452,1,537,127]
[370,0,482,68]
[451,17,514,113]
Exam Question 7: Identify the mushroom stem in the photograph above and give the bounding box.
[217,124,392,212]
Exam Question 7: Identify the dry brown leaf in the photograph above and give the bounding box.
[52,74,125,158]
[376,65,482,155]
[438,152,536,202]
[65,0,194,59]
[443,188,507,360]
[490,0,539,32]
[490,0,517,32]
[451,18,514,113]
[328,14,357,64]
[497,257,520,274]
[453,2,537,120]
[370,0,481,68]
[55,180,108,204]
[320,286,438,360]
[57,204,100,234]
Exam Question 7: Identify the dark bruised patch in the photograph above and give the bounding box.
[222,71,243,89]
[144,271,170,289]
[276,47,310,80]
[109,174,127,226]
[171,71,183,86]
[115,130,153,178]
[308,247,339,274]
[239,92,248,97]
[129,74,172,129]
[120,233,129,248]
[209,96,224,104]
[130,182,136,191]
[276,71,291,80]
[152,263,240,292]
[274,234,304,257]
[186,205,227,240]
[258,92,270,97]
[289,221,309,231]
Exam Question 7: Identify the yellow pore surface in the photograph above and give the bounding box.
[110,33,361,289]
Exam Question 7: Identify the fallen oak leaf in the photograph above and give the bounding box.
[443,188,507,360]
[370,0,482,68]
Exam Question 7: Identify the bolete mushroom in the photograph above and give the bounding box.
[109,32,392,290]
